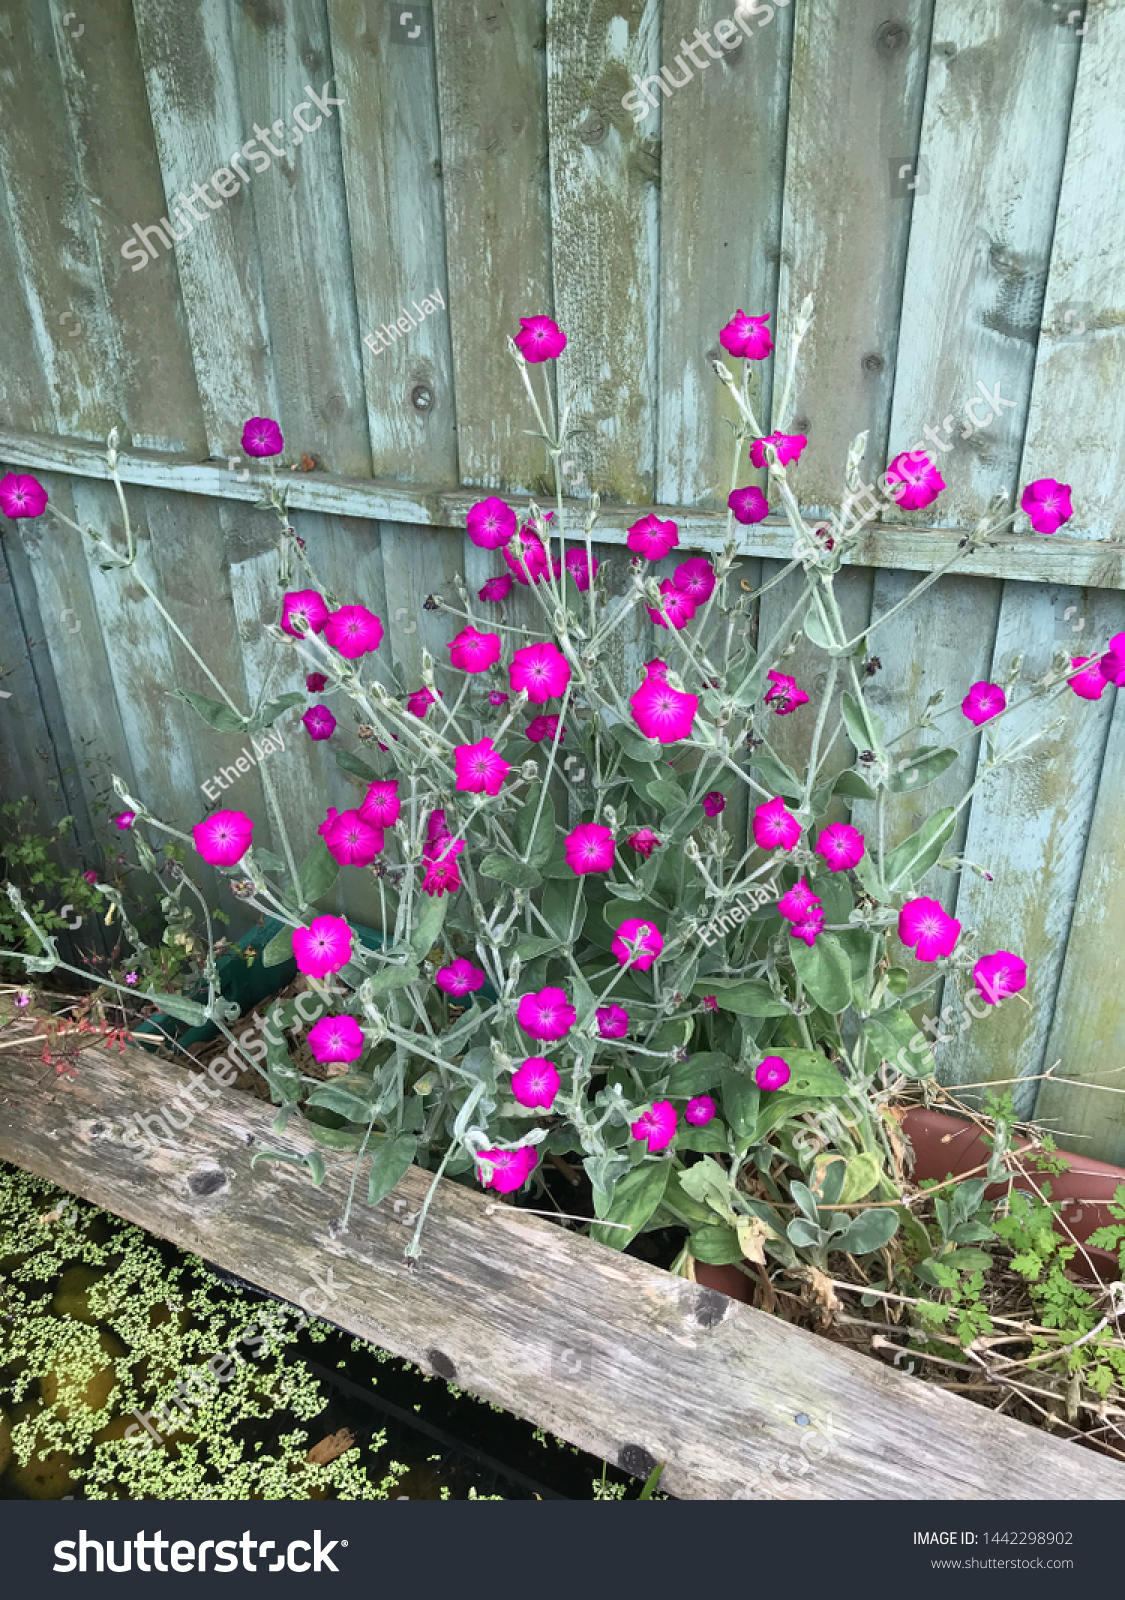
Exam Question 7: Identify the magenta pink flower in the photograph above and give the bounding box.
[502,527,551,585]
[1069,657,1108,701]
[408,686,441,718]
[702,791,726,818]
[719,310,773,361]
[13,991,30,1008]
[83,869,98,885]
[630,1100,678,1154]
[597,1003,629,1039]
[318,807,338,839]
[753,796,801,852]
[790,906,825,947]
[448,625,502,674]
[728,485,769,525]
[324,605,383,659]
[241,417,284,458]
[702,995,718,1013]
[113,811,136,831]
[962,682,1006,726]
[630,676,698,744]
[611,918,663,971]
[778,878,819,922]
[455,737,510,797]
[435,958,486,997]
[0,473,48,519]
[673,558,716,604]
[644,659,669,680]
[193,809,253,866]
[565,823,615,876]
[476,1145,538,1194]
[489,690,510,706]
[1100,633,1125,686]
[526,714,564,743]
[627,513,679,562]
[510,641,571,704]
[360,779,401,829]
[426,808,450,846]
[553,548,598,591]
[815,823,865,873]
[325,809,384,866]
[898,897,961,962]
[514,315,567,363]
[293,915,354,978]
[755,1056,791,1091]
[306,671,328,692]
[302,704,336,741]
[647,580,697,631]
[308,1014,365,1065]
[479,574,514,604]
[750,432,807,471]
[627,828,660,858]
[281,590,330,638]
[511,1057,560,1110]
[422,837,464,897]
[685,1095,716,1127]
[1021,478,1073,536]
[885,451,945,510]
[517,986,576,1042]
[467,496,517,549]
[764,669,809,716]
[973,951,1027,1005]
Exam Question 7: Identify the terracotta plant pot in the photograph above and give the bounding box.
[902,1107,1125,1277]
[692,1261,755,1304]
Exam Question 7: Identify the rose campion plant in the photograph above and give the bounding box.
[4,307,1111,1272]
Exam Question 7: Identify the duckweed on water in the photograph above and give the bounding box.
[0,1166,397,1500]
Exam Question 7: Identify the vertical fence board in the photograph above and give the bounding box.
[546,0,660,503]
[1019,2,1125,540]
[434,0,553,496]
[887,0,1079,530]
[327,0,458,485]
[937,581,1125,1113]
[657,0,793,509]
[1035,694,1125,1166]
[775,0,934,517]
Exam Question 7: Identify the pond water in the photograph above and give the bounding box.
[0,1164,641,1501]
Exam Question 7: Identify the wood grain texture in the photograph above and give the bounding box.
[434,0,554,496]
[657,0,792,507]
[936,581,1125,1115]
[1035,693,1125,1165]
[6,430,1125,589]
[2,1033,1123,1500]
[327,0,458,485]
[546,0,660,503]
[1020,0,1125,540]
[886,0,1080,530]
[775,0,934,516]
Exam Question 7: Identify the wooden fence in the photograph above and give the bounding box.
[1,0,1123,1161]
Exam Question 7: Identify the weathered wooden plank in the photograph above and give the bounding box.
[0,540,73,830]
[1035,692,1125,1166]
[131,0,278,453]
[6,430,1125,588]
[225,0,372,477]
[433,0,554,496]
[48,0,207,454]
[657,0,793,507]
[546,0,660,503]
[327,0,458,484]
[2,1035,1122,1500]
[1020,0,1125,539]
[774,0,934,516]
[936,581,1125,1115]
[887,0,1080,530]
